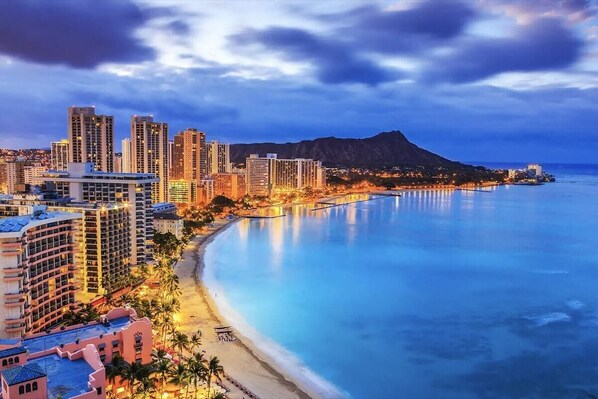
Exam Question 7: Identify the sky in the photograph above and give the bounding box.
[0,0,597,163]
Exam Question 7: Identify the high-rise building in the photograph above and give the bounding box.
[246,154,275,196]
[68,106,114,172]
[207,141,231,175]
[0,196,132,299]
[121,138,132,173]
[199,178,215,204]
[246,154,326,196]
[41,163,158,267]
[131,116,169,203]
[168,180,197,204]
[168,139,174,174]
[50,139,69,171]
[23,163,46,186]
[114,153,123,173]
[213,173,246,200]
[171,128,206,184]
[0,207,81,338]
[2,160,29,194]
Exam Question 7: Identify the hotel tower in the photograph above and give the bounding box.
[130,116,169,203]
[68,106,114,172]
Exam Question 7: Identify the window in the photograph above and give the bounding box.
[2,359,6,367]
[14,356,19,364]
[19,386,24,395]
[8,358,13,365]
[32,381,38,391]
[25,383,31,392]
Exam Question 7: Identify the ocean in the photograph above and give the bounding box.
[204,164,598,399]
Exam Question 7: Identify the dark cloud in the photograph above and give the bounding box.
[230,27,399,86]
[335,1,476,54]
[168,20,191,36]
[0,0,156,68]
[427,18,584,83]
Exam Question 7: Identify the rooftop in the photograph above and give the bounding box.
[1,363,45,386]
[154,213,182,220]
[0,346,26,358]
[23,317,130,354]
[29,355,94,399]
[0,211,65,233]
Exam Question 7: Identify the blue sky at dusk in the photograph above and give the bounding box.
[0,0,596,163]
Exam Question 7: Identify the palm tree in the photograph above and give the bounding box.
[105,355,126,399]
[168,363,189,399]
[186,354,207,399]
[205,356,224,399]
[189,331,202,353]
[120,361,153,398]
[154,357,173,397]
[170,331,190,363]
[136,376,156,399]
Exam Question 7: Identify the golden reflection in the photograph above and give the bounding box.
[269,217,284,271]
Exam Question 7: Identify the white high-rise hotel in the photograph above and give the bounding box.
[42,163,157,267]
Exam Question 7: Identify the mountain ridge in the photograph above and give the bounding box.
[230,131,461,168]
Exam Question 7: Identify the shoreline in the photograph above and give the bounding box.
[175,218,331,399]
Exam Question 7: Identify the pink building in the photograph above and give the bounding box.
[0,308,152,399]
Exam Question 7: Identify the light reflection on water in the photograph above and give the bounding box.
[206,170,598,399]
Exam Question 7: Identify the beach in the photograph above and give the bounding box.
[173,219,319,399]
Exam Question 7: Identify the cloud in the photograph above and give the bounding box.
[334,1,476,54]
[0,0,156,68]
[230,27,399,85]
[168,20,191,36]
[427,18,584,83]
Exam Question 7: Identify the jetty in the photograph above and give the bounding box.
[456,187,494,193]
[244,213,286,219]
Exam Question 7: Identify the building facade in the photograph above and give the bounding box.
[171,128,206,184]
[153,213,184,239]
[246,154,325,196]
[130,116,169,203]
[121,138,131,173]
[207,141,231,175]
[168,180,197,204]
[0,307,153,399]
[41,163,157,267]
[213,173,246,200]
[50,139,69,171]
[68,107,114,172]
[0,208,81,338]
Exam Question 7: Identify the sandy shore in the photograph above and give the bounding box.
[173,219,319,399]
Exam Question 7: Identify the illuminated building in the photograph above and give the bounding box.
[207,140,231,175]
[130,115,169,203]
[0,307,153,399]
[213,172,246,200]
[41,163,157,267]
[168,179,197,204]
[171,128,206,184]
[50,139,69,171]
[68,106,114,172]
[0,207,80,338]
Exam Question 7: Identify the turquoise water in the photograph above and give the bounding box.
[204,164,598,399]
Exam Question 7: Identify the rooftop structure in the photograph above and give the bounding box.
[0,307,153,399]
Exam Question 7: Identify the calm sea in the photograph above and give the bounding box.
[204,164,598,399]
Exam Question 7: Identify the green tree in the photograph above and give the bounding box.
[206,356,224,399]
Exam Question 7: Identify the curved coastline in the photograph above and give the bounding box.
[178,218,344,399]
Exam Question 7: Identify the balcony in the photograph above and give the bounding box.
[5,323,26,333]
